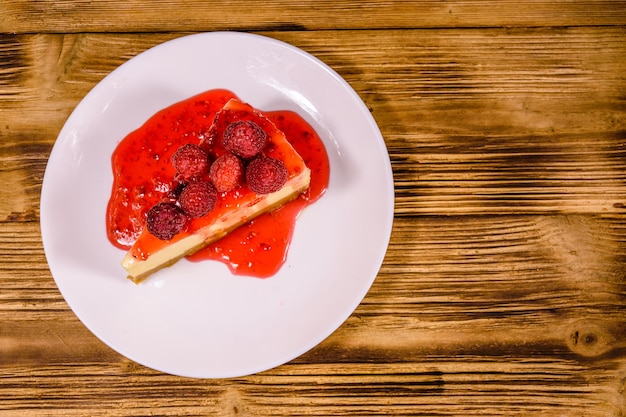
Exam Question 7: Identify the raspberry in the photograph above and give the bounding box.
[245,156,288,194]
[209,153,244,193]
[178,181,217,218]
[171,144,209,182]
[146,202,187,240]
[222,120,267,159]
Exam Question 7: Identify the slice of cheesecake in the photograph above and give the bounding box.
[121,99,311,283]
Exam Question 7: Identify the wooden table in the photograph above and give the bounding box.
[2,1,626,415]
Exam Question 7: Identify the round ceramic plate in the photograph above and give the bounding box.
[40,32,394,378]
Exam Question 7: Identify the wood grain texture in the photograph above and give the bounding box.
[1,1,626,415]
[2,0,626,33]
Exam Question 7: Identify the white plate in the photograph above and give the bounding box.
[40,32,394,378]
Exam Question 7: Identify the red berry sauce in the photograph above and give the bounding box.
[106,89,330,278]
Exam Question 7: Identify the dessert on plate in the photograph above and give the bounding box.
[106,90,328,283]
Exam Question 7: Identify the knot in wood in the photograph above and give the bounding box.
[564,320,616,358]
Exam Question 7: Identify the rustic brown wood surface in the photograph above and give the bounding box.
[2,1,626,415]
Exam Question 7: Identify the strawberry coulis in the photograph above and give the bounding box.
[106,89,329,278]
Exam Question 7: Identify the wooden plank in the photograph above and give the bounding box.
[3,212,626,325]
[0,358,624,416]
[1,28,625,220]
[2,0,626,33]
